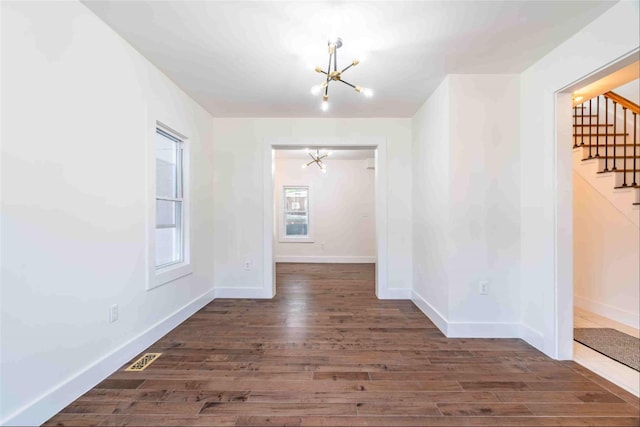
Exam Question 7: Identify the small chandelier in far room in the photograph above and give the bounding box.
[301,149,331,173]
[310,37,373,111]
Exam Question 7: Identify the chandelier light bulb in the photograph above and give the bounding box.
[363,88,374,97]
[321,101,329,112]
[301,164,307,169]
[311,85,322,95]
[321,167,327,174]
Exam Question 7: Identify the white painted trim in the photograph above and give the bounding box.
[575,295,640,329]
[146,112,193,291]
[1,289,215,427]
[263,144,277,298]
[274,256,376,263]
[447,322,521,338]
[554,91,574,360]
[412,289,542,344]
[214,287,274,299]
[519,323,545,352]
[264,136,397,300]
[278,184,314,243]
[553,48,640,360]
[411,289,448,335]
[378,287,412,300]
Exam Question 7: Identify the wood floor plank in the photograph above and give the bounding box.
[437,402,533,416]
[355,402,441,416]
[526,403,640,416]
[42,263,640,426]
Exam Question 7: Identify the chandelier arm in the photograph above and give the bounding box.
[316,160,324,170]
[341,64,354,74]
[318,154,328,160]
[339,79,357,89]
[334,48,338,72]
[308,152,317,161]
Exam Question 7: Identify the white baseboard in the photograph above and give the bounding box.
[519,323,545,352]
[274,256,376,263]
[447,321,521,338]
[377,287,412,300]
[411,289,448,335]
[575,294,640,329]
[411,289,543,348]
[214,287,274,299]
[1,289,216,427]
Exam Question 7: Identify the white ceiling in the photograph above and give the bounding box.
[275,149,375,160]
[83,0,614,118]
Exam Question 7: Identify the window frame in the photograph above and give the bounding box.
[279,185,314,243]
[147,121,192,290]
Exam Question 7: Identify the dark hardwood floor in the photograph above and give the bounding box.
[45,263,639,426]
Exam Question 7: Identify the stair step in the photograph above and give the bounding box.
[573,133,628,137]
[573,114,598,118]
[581,156,640,160]
[573,143,637,148]
[573,124,614,127]
[614,184,640,189]
[633,203,640,206]
[597,169,640,173]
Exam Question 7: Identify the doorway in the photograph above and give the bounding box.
[262,137,395,299]
[557,57,639,395]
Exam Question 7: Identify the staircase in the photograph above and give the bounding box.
[573,91,639,225]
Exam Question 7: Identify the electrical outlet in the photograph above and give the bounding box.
[479,281,489,295]
[244,261,252,271]
[109,304,119,323]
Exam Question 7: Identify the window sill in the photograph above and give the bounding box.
[149,262,193,290]
[279,237,314,243]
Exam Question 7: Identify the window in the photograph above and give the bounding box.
[147,121,191,290]
[280,186,313,242]
[156,127,184,268]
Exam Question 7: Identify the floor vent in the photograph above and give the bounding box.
[125,352,162,371]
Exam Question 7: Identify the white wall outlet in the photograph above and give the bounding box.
[244,260,252,271]
[109,304,118,323]
[479,281,489,295]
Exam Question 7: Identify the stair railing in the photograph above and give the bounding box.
[574,91,640,199]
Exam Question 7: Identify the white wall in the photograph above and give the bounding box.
[411,74,521,336]
[212,118,412,292]
[274,157,375,262]
[412,77,451,324]
[574,172,640,328]
[447,75,521,326]
[1,2,215,425]
[520,0,639,358]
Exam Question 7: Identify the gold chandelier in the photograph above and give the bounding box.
[301,149,331,173]
[311,37,372,111]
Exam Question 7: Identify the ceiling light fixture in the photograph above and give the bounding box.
[302,149,331,173]
[311,37,372,111]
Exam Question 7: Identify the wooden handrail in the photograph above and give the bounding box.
[604,91,640,114]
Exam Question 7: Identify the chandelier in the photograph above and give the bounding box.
[301,149,331,173]
[311,37,372,111]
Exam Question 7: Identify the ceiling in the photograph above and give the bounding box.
[275,149,375,160]
[83,1,614,118]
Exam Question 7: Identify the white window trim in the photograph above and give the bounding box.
[279,185,314,243]
[147,120,192,290]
